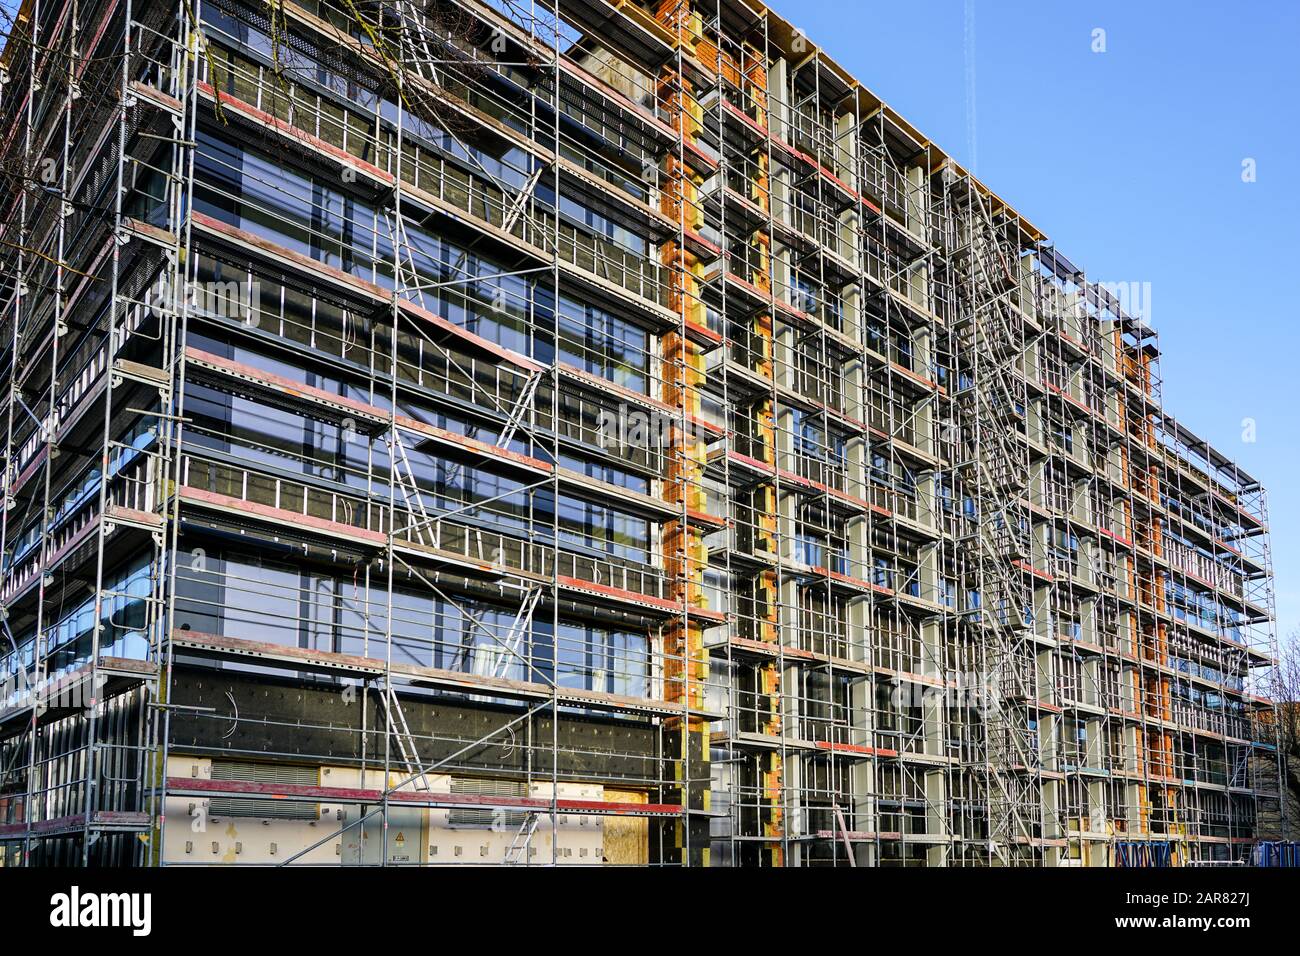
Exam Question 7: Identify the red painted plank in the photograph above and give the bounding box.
[165,777,680,816]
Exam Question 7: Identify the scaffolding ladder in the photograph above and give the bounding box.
[376,686,431,792]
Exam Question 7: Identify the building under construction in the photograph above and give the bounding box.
[0,0,1282,867]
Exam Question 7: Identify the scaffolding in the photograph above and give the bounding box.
[0,0,1282,867]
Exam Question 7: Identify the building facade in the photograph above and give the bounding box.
[0,0,1281,866]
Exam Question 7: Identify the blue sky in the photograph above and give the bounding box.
[770,0,1300,648]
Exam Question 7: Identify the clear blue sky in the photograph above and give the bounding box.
[770,0,1300,648]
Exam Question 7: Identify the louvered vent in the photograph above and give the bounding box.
[448,777,526,828]
[209,760,319,820]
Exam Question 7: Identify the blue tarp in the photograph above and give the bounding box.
[1252,841,1300,867]
[1114,840,1174,867]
